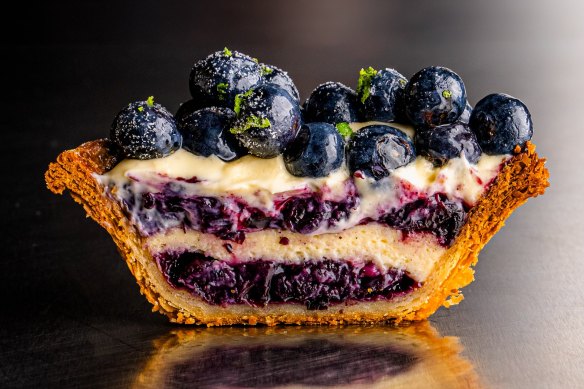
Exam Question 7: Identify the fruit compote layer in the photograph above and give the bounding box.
[156,251,420,310]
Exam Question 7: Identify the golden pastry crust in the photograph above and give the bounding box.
[45,140,548,325]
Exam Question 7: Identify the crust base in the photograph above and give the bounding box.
[45,140,549,325]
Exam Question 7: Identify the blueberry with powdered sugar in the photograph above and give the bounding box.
[110,96,181,160]
[189,48,262,108]
[230,84,302,158]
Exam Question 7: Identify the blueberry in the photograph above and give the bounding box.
[415,123,481,166]
[177,107,246,162]
[404,66,466,127]
[189,48,262,108]
[303,82,362,125]
[110,97,181,160]
[230,84,302,158]
[283,123,345,177]
[347,125,416,180]
[469,93,533,154]
[175,99,206,123]
[458,102,472,124]
[357,67,407,122]
[261,64,300,102]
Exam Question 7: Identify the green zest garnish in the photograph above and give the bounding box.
[252,57,259,63]
[233,88,254,115]
[335,122,353,138]
[217,83,229,100]
[223,47,232,57]
[230,115,271,134]
[357,66,378,104]
[261,65,273,76]
[442,90,452,99]
[137,106,144,112]
[146,95,155,107]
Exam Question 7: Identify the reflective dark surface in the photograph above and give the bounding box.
[133,324,479,389]
[2,1,584,388]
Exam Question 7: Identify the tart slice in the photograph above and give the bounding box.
[45,50,549,325]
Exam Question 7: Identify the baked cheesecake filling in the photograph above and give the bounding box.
[98,123,508,247]
[156,251,420,310]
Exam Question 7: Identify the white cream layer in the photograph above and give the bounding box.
[98,122,509,235]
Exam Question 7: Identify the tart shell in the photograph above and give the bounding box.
[45,140,549,325]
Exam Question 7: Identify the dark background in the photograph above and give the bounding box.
[2,1,583,387]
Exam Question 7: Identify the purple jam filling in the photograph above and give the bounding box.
[169,340,417,387]
[114,175,467,247]
[156,252,421,310]
[384,193,467,246]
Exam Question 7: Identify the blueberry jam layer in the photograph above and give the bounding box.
[114,182,465,246]
[114,181,360,243]
[156,252,421,310]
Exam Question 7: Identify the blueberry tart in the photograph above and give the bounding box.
[45,54,549,325]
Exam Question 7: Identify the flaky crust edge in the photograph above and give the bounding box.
[45,140,549,326]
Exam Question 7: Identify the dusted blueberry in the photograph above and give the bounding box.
[404,66,466,127]
[175,99,206,123]
[284,123,345,177]
[261,64,300,102]
[189,48,262,108]
[458,102,472,124]
[230,84,302,158]
[469,93,533,154]
[303,82,362,124]
[110,96,181,160]
[347,125,416,180]
[177,107,246,162]
[415,123,481,166]
[357,67,408,122]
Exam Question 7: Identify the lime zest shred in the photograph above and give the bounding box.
[137,106,144,112]
[230,115,271,134]
[261,65,273,76]
[223,47,233,57]
[146,96,155,107]
[216,83,229,100]
[335,122,353,138]
[357,66,378,104]
[252,57,259,63]
[233,88,254,116]
[442,90,452,99]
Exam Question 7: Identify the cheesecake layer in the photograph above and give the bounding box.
[145,224,445,282]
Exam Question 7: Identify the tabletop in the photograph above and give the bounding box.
[2,1,583,388]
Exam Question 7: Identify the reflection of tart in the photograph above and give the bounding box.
[45,49,549,325]
[134,323,482,388]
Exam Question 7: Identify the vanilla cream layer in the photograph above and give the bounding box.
[146,224,445,282]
